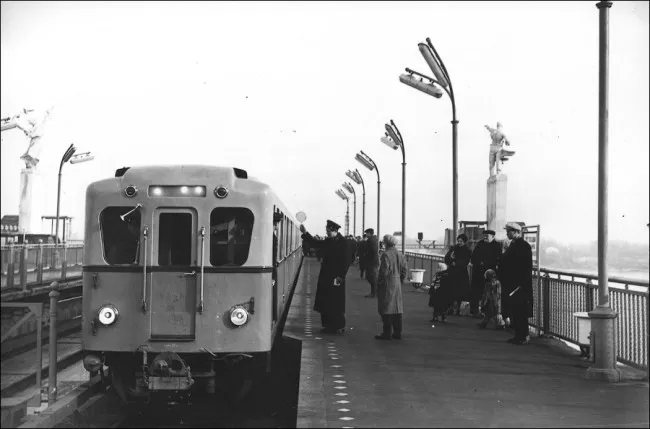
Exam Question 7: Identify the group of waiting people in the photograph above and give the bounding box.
[299,221,407,339]
[428,222,533,345]
[298,219,532,345]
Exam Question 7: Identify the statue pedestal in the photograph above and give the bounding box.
[18,168,43,236]
[487,174,507,241]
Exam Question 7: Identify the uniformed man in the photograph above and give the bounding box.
[498,222,533,345]
[299,220,351,335]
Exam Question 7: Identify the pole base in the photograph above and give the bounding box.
[585,367,621,382]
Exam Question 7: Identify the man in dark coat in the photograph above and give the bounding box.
[469,229,502,316]
[357,235,367,278]
[444,234,471,315]
[498,222,533,345]
[364,228,380,298]
[299,220,351,334]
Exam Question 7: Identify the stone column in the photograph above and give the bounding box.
[486,173,507,241]
[18,168,34,235]
[18,168,44,235]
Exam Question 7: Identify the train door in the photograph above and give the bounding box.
[150,208,197,340]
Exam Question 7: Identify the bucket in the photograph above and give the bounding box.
[410,269,426,284]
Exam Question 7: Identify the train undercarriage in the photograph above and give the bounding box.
[85,349,271,406]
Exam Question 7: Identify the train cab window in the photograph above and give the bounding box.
[210,208,254,266]
[158,213,192,266]
[100,206,141,265]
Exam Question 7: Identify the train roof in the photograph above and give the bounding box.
[86,164,297,221]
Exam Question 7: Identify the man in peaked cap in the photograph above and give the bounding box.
[469,229,502,317]
[498,222,533,345]
[300,219,351,335]
[363,228,379,298]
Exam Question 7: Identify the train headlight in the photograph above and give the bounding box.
[230,306,249,326]
[214,186,229,199]
[124,185,138,198]
[97,304,119,326]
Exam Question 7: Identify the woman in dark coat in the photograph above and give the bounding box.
[299,220,351,334]
[444,234,471,315]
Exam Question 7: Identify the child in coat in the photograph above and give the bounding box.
[428,263,451,323]
[478,269,504,329]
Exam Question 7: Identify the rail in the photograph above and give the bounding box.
[404,251,649,372]
[0,243,83,291]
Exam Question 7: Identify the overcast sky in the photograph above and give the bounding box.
[1,1,648,245]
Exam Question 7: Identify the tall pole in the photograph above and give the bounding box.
[345,199,350,236]
[358,169,366,234]
[586,0,620,383]
[402,156,406,254]
[351,189,357,237]
[452,118,458,241]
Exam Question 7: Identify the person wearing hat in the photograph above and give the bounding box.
[363,228,380,298]
[299,220,352,335]
[498,222,533,345]
[469,229,502,317]
[375,234,407,340]
[478,269,504,330]
[444,233,472,316]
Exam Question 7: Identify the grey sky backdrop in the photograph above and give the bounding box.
[1,1,648,246]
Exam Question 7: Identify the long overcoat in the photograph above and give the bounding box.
[445,244,471,302]
[301,232,351,315]
[470,239,502,292]
[498,237,533,318]
[377,246,407,315]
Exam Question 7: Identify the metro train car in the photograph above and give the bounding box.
[81,165,303,404]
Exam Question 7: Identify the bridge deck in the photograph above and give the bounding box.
[284,257,649,428]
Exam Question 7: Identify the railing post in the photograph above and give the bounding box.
[585,279,595,311]
[48,282,60,405]
[7,242,15,288]
[543,273,550,336]
[33,303,44,407]
[19,245,28,291]
[61,244,68,281]
[36,242,44,284]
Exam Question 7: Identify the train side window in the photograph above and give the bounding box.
[210,208,254,266]
[158,213,192,266]
[100,206,141,265]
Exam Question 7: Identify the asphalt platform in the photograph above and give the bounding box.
[284,257,649,428]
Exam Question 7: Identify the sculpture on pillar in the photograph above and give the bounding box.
[484,121,515,176]
[12,106,54,169]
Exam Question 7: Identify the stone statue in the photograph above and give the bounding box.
[13,106,53,169]
[484,121,514,176]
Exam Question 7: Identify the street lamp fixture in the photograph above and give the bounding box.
[342,182,357,237]
[55,144,94,249]
[335,189,350,235]
[400,36,459,241]
[346,169,366,233]
[381,120,407,254]
[355,151,380,238]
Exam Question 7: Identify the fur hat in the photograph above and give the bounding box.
[484,269,497,280]
[326,220,341,231]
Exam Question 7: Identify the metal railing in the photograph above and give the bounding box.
[404,251,649,372]
[1,243,83,291]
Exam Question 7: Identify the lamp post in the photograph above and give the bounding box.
[382,119,406,254]
[586,0,620,383]
[355,151,380,238]
[335,189,350,235]
[400,37,458,241]
[54,145,94,265]
[342,182,356,237]
[346,169,365,234]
